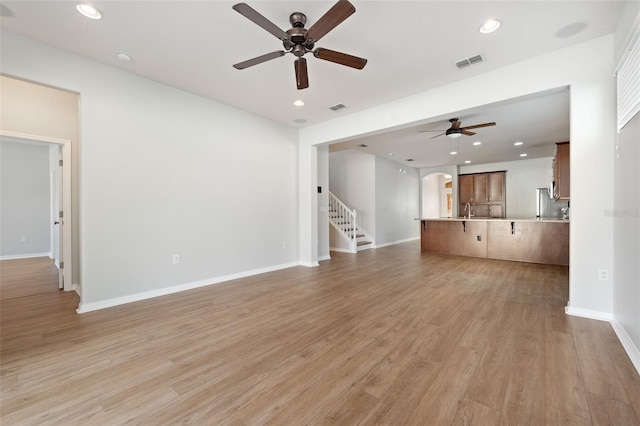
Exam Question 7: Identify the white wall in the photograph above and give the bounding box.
[1,31,299,310]
[423,174,442,218]
[328,150,419,248]
[0,139,51,257]
[374,157,420,246]
[329,149,376,237]
[301,35,616,319]
[613,1,640,368]
[459,157,554,219]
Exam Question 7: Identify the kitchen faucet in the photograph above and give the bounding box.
[464,202,474,219]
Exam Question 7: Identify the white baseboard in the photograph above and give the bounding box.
[610,320,640,375]
[565,305,614,322]
[565,304,640,375]
[77,261,301,314]
[298,260,319,267]
[375,236,420,248]
[71,283,81,297]
[318,255,331,262]
[0,252,52,260]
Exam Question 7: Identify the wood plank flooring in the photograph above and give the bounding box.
[0,257,59,300]
[1,242,639,425]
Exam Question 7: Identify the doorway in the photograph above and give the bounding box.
[422,173,453,218]
[0,131,73,293]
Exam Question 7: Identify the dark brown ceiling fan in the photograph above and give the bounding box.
[232,1,368,90]
[421,118,496,139]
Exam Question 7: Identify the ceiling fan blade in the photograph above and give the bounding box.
[430,133,446,139]
[314,48,367,69]
[232,3,289,41]
[233,51,286,69]
[418,129,446,133]
[307,0,356,42]
[462,130,476,136]
[451,120,462,129]
[295,57,309,90]
[461,121,496,131]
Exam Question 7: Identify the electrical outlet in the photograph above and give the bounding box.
[172,254,180,264]
[20,236,28,243]
[598,269,609,281]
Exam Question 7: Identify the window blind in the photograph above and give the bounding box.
[616,28,640,132]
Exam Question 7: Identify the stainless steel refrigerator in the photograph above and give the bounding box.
[536,188,569,219]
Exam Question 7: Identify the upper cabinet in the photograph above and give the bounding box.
[458,171,506,218]
[553,142,570,199]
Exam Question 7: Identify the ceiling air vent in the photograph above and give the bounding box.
[329,103,347,111]
[454,54,485,70]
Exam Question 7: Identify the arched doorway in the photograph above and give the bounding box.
[422,173,453,218]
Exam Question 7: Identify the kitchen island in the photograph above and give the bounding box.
[420,218,569,266]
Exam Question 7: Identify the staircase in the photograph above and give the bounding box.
[328,192,373,253]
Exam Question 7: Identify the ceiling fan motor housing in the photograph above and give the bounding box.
[290,12,306,28]
[286,14,314,55]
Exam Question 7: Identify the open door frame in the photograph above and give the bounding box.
[0,130,73,291]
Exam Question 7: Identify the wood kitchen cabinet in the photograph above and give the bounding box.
[487,221,569,266]
[421,220,487,258]
[421,219,569,266]
[422,220,463,255]
[458,171,506,218]
[553,142,570,199]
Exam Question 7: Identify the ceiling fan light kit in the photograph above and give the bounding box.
[232,1,368,90]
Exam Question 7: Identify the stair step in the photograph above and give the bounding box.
[357,241,372,247]
[350,234,365,239]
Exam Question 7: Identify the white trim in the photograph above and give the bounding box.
[298,260,319,268]
[77,261,301,313]
[318,255,331,261]
[565,305,614,322]
[565,305,640,374]
[610,320,640,375]
[71,283,81,297]
[0,252,51,260]
[375,236,420,248]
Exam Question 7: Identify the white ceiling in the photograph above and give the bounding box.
[0,1,624,168]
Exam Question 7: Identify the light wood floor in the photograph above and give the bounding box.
[1,242,639,425]
[0,257,59,301]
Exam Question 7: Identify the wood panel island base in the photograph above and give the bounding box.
[420,218,569,266]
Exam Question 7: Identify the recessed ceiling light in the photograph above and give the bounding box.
[293,100,304,107]
[479,19,501,34]
[76,3,102,19]
[387,153,393,156]
[294,118,307,124]
[514,141,524,146]
[555,22,588,39]
[473,141,482,146]
[520,153,528,157]
[116,51,132,62]
[465,160,471,164]
[450,150,458,155]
